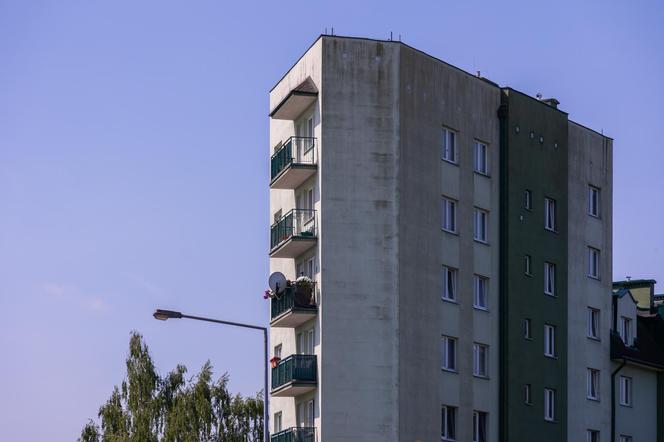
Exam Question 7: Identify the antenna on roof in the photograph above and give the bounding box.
[536,93,543,100]
[627,276,632,281]
[399,34,401,42]
[331,27,334,36]
[389,31,393,41]
[324,28,327,35]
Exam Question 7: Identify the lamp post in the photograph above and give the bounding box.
[153,309,269,442]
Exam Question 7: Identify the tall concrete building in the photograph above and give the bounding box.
[266,35,615,442]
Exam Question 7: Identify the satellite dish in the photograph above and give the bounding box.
[269,272,288,295]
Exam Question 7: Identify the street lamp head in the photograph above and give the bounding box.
[153,309,183,321]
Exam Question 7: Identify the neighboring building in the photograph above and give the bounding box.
[266,35,615,441]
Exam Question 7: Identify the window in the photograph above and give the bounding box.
[296,399,314,427]
[524,319,532,339]
[544,262,556,295]
[274,411,282,433]
[441,405,457,441]
[619,376,632,406]
[587,430,599,442]
[544,324,556,357]
[442,128,457,164]
[588,185,600,217]
[474,141,489,175]
[473,275,488,310]
[545,197,557,231]
[442,197,457,233]
[620,317,632,346]
[544,388,555,421]
[473,343,488,378]
[587,308,600,340]
[296,327,314,355]
[297,256,316,279]
[473,411,487,442]
[273,344,282,359]
[525,255,532,276]
[524,384,532,404]
[587,368,600,401]
[442,336,457,372]
[474,208,488,243]
[587,247,600,279]
[524,190,532,210]
[442,266,458,302]
[273,209,282,223]
[620,435,633,442]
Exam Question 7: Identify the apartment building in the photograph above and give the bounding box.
[266,35,614,441]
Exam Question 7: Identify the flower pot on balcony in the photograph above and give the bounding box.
[294,276,314,306]
[270,357,281,369]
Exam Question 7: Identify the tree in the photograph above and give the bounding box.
[80,332,263,442]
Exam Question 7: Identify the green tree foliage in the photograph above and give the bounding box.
[80,332,263,442]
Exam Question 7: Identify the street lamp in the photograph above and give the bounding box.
[153,309,269,442]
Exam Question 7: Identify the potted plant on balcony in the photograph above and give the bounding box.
[270,356,281,369]
[294,276,314,306]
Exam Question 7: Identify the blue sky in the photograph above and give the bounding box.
[1,0,663,440]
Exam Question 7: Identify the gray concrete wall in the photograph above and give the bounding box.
[615,364,659,441]
[567,122,613,440]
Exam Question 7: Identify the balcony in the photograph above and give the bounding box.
[270,137,317,189]
[271,284,317,328]
[271,427,316,442]
[270,209,317,258]
[271,354,317,397]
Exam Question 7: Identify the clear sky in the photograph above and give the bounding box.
[1,0,663,440]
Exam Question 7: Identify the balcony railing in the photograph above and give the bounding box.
[270,209,317,257]
[271,137,317,181]
[271,427,316,442]
[271,283,317,326]
[271,354,317,393]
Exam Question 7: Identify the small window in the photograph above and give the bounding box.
[442,128,458,164]
[587,368,600,401]
[274,411,282,433]
[524,384,532,404]
[474,141,489,175]
[273,209,282,223]
[587,430,600,442]
[524,190,532,210]
[473,275,488,310]
[620,435,633,442]
[544,388,555,421]
[472,411,487,442]
[473,343,488,378]
[587,308,600,340]
[525,255,532,276]
[474,208,488,243]
[442,336,457,372]
[544,324,556,357]
[619,317,632,346]
[587,247,600,279]
[544,262,556,296]
[524,319,532,339]
[442,266,458,302]
[588,185,600,217]
[619,376,632,406]
[274,344,282,359]
[545,197,557,231]
[441,405,457,441]
[442,197,458,233]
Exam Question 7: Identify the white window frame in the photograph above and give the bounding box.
[473,275,488,310]
[587,308,600,340]
[524,384,532,404]
[544,262,556,296]
[441,405,457,441]
[587,247,600,279]
[442,197,458,233]
[473,343,489,378]
[472,410,487,442]
[619,376,632,406]
[545,197,557,231]
[474,208,488,243]
[525,189,532,210]
[588,185,600,218]
[273,344,282,359]
[524,318,532,339]
[620,317,632,346]
[442,127,458,164]
[442,336,457,372]
[525,254,532,276]
[587,429,600,442]
[544,324,556,358]
[619,435,633,442]
[442,266,458,302]
[474,141,489,175]
[587,368,600,401]
[274,411,282,433]
[544,388,555,422]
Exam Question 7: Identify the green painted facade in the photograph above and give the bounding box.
[499,89,569,442]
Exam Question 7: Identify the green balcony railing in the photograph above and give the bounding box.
[270,209,316,252]
[271,284,317,321]
[271,354,317,391]
[271,427,316,442]
[271,136,317,180]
